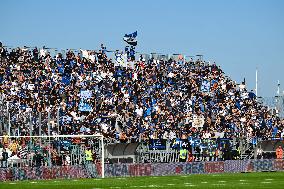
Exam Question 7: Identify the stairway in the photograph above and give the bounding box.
[240,140,255,160]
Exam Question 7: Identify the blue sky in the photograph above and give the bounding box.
[1,0,283,97]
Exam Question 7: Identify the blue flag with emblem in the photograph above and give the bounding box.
[201,79,211,93]
[123,31,137,46]
[78,90,92,112]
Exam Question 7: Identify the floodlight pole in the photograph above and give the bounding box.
[255,68,258,97]
[101,135,105,178]
[48,110,51,167]
[277,80,280,95]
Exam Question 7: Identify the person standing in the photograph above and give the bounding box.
[256,147,263,159]
[85,147,93,163]
[179,148,187,162]
[33,151,44,167]
[276,146,283,159]
[1,148,8,167]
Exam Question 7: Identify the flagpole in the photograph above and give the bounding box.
[277,80,280,95]
[255,68,258,97]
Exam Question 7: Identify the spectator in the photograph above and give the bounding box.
[85,147,93,163]
[1,148,8,167]
[256,147,263,159]
[0,42,283,163]
[276,146,283,159]
[33,151,44,167]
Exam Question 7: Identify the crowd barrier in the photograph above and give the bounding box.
[0,164,101,181]
[104,159,284,177]
[0,159,284,181]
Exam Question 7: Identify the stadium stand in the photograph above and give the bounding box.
[0,42,284,167]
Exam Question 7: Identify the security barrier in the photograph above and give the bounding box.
[0,164,101,181]
[0,159,284,181]
[104,159,284,177]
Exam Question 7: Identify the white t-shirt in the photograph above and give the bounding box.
[124,93,130,102]
[40,49,47,57]
[133,72,138,80]
[203,132,211,139]
[101,123,109,133]
[239,84,246,91]
[135,107,143,117]
[240,117,246,122]
[168,72,174,78]
[89,54,96,62]
[28,84,35,90]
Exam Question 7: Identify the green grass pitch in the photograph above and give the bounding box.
[1,172,284,189]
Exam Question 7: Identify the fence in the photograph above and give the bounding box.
[0,159,283,181]
[0,96,60,137]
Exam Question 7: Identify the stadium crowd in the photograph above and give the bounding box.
[0,42,284,165]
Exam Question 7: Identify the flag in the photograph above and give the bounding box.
[78,90,92,112]
[115,52,128,67]
[18,146,29,159]
[123,31,137,46]
[201,79,211,93]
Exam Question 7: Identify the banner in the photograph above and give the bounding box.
[80,90,92,99]
[149,139,166,150]
[115,52,128,67]
[78,90,92,112]
[104,159,284,177]
[201,79,211,93]
[1,160,284,180]
[171,139,190,150]
[123,31,137,46]
[0,165,99,181]
[192,114,205,128]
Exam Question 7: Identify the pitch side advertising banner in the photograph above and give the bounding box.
[1,160,284,180]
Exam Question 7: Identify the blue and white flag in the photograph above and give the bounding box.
[201,79,211,93]
[80,90,92,99]
[78,90,92,112]
[115,52,128,67]
[123,31,137,46]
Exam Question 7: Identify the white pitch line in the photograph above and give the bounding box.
[239,180,247,182]
[9,183,16,185]
[72,180,78,182]
[167,184,175,186]
[148,185,157,187]
[265,179,274,181]
[201,182,208,184]
[148,185,163,188]
[218,181,227,183]
[261,182,272,184]
[184,183,196,186]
